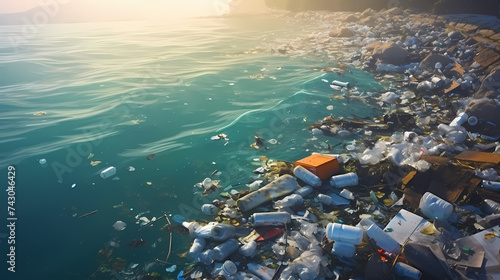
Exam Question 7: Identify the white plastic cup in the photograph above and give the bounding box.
[395,262,422,280]
[213,239,239,261]
[483,180,500,192]
[366,224,401,254]
[188,237,206,260]
[210,224,236,241]
[221,260,238,277]
[202,178,213,190]
[449,112,468,127]
[273,194,303,208]
[295,185,313,197]
[293,166,322,187]
[332,241,356,258]
[468,116,478,126]
[330,173,358,188]
[326,223,363,245]
[201,204,218,215]
[317,194,333,205]
[419,192,453,220]
[249,212,291,227]
[239,240,257,257]
[100,166,117,179]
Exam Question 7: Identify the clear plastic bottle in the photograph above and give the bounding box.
[220,260,238,278]
[295,185,313,197]
[293,166,322,187]
[249,212,291,227]
[330,173,358,188]
[201,204,218,215]
[199,249,216,265]
[213,239,239,261]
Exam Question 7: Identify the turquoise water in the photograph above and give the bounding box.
[0,14,383,279]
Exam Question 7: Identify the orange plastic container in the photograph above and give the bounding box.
[294,154,340,180]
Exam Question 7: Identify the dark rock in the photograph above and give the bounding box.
[475,65,500,98]
[344,14,359,23]
[371,42,408,65]
[465,99,500,137]
[448,30,465,40]
[419,53,454,70]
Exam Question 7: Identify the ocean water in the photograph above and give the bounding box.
[0,14,383,279]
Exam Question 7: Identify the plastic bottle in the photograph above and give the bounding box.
[249,212,291,227]
[395,263,422,280]
[213,239,239,261]
[295,185,313,197]
[273,194,303,208]
[317,194,333,205]
[182,221,200,236]
[188,237,206,260]
[326,223,363,245]
[247,180,263,191]
[468,116,478,126]
[331,80,349,87]
[481,199,500,215]
[332,241,356,258]
[210,224,236,241]
[419,192,453,220]
[239,240,257,257]
[366,224,401,254]
[330,173,358,188]
[339,189,354,200]
[199,249,216,265]
[449,112,468,127]
[483,180,500,192]
[437,123,455,135]
[220,260,238,278]
[293,166,322,187]
[201,204,218,215]
[237,175,298,212]
[100,166,116,179]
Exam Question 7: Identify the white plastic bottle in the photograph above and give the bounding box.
[249,212,291,227]
[330,173,358,188]
[419,192,453,220]
[449,112,468,127]
[332,241,356,258]
[295,185,313,197]
[188,237,206,260]
[317,194,333,205]
[239,240,257,257]
[326,223,363,245]
[293,166,322,187]
[220,260,238,278]
[483,180,500,192]
[210,224,236,241]
[213,239,239,261]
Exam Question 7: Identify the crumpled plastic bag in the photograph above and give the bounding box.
[475,168,499,181]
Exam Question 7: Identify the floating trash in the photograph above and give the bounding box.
[87,153,94,159]
[39,158,47,165]
[268,139,278,144]
[33,111,46,115]
[166,265,177,272]
[127,166,135,171]
[113,221,127,231]
[71,183,76,188]
[90,161,101,166]
[147,153,156,160]
[112,177,120,181]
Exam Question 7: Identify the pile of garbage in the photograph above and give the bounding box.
[175,139,500,280]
